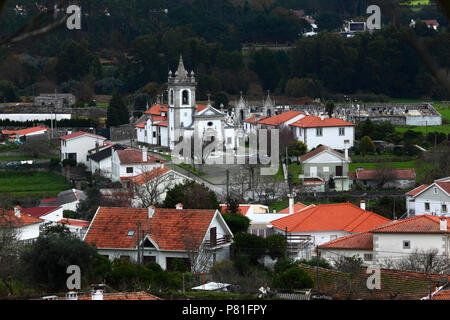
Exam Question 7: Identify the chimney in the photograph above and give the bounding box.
[142,147,148,162]
[288,193,296,215]
[440,218,447,232]
[176,203,183,210]
[148,206,155,218]
[360,200,366,211]
[95,141,99,153]
[14,206,21,217]
[65,291,78,300]
[320,115,324,120]
[91,289,103,300]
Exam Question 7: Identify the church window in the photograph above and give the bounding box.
[182,90,189,105]
[169,90,174,105]
[207,121,213,126]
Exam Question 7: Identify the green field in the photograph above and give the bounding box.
[433,103,450,122]
[395,124,450,135]
[0,155,59,161]
[0,170,72,200]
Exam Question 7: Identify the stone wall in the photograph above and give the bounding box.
[110,123,136,141]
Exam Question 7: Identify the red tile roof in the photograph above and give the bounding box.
[257,111,305,126]
[220,204,251,216]
[290,115,355,128]
[2,126,48,137]
[319,231,373,250]
[145,104,167,115]
[84,207,219,251]
[300,145,349,162]
[154,120,168,127]
[135,122,145,128]
[436,181,450,194]
[372,215,449,234]
[197,104,208,112]
[354,168,416,180]
[244,115,266,124]
[279,202,309,213]
[117,149,166,164]
[57,218,90,228]
[21,206,60,218]
[60,131,106,141]
[271,203,391,233]
[40,198,57,203]
[0,209,43,227]
[422,19,439,26]
[77,291,161,300]
[430,290,450,300]
[127,167,170,186]
[405,184,429,196]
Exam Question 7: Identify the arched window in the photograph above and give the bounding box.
[169,90,174,105]
[182,90,189,105]
[267,109,272,117]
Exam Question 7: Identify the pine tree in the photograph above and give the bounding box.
[106,93,129,127]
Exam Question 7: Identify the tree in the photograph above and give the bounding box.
[162,181,219,210]
[106,93,129,128]
[0,209,21,296]
[266,234,286,260]
[374,164,396,189]
[381,248,448,274]
[359,136,375,156]
[330,255,366,300]
[222,212,250,235]
[76,186,102,221]
[213,91,229,110]
[288,141,307,163]
[273,267,314,291]
[232,233,267,265]
[0,80,19,102]
[20,232,98,292]
[325,101,335,118]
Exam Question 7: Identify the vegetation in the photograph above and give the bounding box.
[162,180,220,210]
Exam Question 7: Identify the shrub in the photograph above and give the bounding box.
[273,267,314,291]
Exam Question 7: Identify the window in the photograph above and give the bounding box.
[316,128,323,136]
[227,137,232,144]
[442,204,447,213]
[364,254,373,261]
[323,166,329,173]
[126,167,133,174]
[207,121,213,126]
[434,187,438,194]
[425,202,430,211]
[169,90,174,105]
[339,127,345,136]
[403,240,411,249]
[153,132,156,138]
[182,90,189,105]
[126,230,135,237]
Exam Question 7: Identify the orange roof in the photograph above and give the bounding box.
[271,203,391,233]
[153,120,168,127]
[436,181,450,194]
[290,115,355,128]
[430,290,450,300]
[422,19,439,26]
[128,167,170,186]
[319,231,373,250]
[0,209,43,227]
[197,104,207,112]
[84,207,218,251]
[145,104,167,115]
[117,149,165,164]
[2,126,48,137]
[135,122,145,128]
[279,202,309,213]
[406,184,429,196]
[354,168,416,180]
[257,111,305,126]
[372,215,449,234]
[300,145,349,162]
[77,291,161,300]
[220,204,251,216]
[60,131,106,141]
[57,218,90,228]
[244,115,266,124]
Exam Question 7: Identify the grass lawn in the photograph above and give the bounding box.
[0,170,72,200]
[350,161,416,171]
[395,124,450,135]
[433,103,450,122]
[350,153,416,161]
[275,162,303,181]
[0,155,59,161]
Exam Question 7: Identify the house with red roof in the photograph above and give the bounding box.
[20,205,63,222]
[405,176,449,217]
[0,207,45,242]
[290,115,355,151]
[2,126,48,142]
[270,202,391,259]
[319,214,450,268]
[256,110,306,129]
[111,147,166,182]
[60,131,107,166]
[83,206,234,271]
[349,168,416,190]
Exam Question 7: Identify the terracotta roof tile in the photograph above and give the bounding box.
[60,131,106,141]
[127,167,170,186]
[319,231,373,250]
[257,111,305,126]
[406,184,429,196]
[372,215,449,234]
[57,218,90,228]
[77,291,161,300]
[220,204,251,216]
[145,104,167,115]
[271,203,391,233]
[355,168,415,180]
[2,126,48,137]
[0,209,44,227]
[84,207,218,251]
[436,181,450,194]
[300,145,349,162]
[117,149,166,164]
[279,202,309,213]
[290,115,355,128]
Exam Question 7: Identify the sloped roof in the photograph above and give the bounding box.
[145,104,167,116]
[76,291,161,300]
[89,144,126,163]
[2,126,48,137]
[354,168,416,180]
[127,167,170,186]
[21,206,60,218]
[244,114,266,124]
[220,204,251,216]
[406,184,429,196]
[372,215,449,234]
[84,207,220,251]
[436,181,450,194]
[0,209,43,227]
[135,122,145,128]
[271,203,391,233]
[116,149,165,165]
[60,131,106,141]
[290,115,355,128]
[300,145,349,162]
[319,231,373,250]
[279,202,309,214]
[257,111,305,126]
[57,218,90,228]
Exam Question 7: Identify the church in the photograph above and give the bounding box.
[136,56,238,152]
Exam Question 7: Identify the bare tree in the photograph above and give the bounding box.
[252,171,288,205]
[380,248,449,275]
[374,163,396,189]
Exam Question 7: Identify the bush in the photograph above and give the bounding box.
[273,267,314,291]
[297,257,332,269]
[222,212,250,234]
[74,101,85,108]
[62,158,77,167]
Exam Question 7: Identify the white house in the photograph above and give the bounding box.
[320,215,450,268]
[57,218,90,239]
[21,205,63,222]
[1,126,48,142]
[60,131,108,166]
[256,110,306,130]
[349,168,416,190]
[289,115,355,151]
[39,189,87,212]
[83,206,234,271]
[88,144,127,177]
[111,148,166,182]
[271,202,391,260]
[1,207,45,243]
[405,177,450,217]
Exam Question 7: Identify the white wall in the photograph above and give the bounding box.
[295,126,354,151]
[0,114,71,121]
[17,223,42,241]
[61,135,106,166]
[320,249,374,266]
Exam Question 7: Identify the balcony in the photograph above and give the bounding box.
[204,235,232,248]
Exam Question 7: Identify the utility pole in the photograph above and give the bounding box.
[137,222,141,265]
[316,245,320,293]
[393,197,396,220]
[226,169,229,200]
